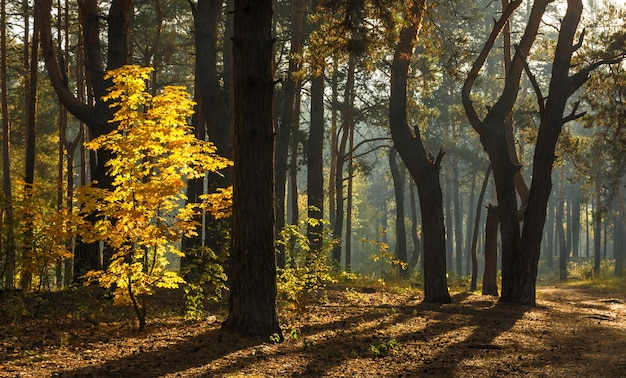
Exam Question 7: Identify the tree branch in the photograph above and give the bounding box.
[515,43,545,114]
[462,0,523,134]
[562,102,586,124]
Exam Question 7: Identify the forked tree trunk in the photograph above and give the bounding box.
[518,0,608,305]
[389,0,450,303]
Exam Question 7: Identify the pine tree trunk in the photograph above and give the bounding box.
[1,0,15,289]
[307,0,325,255]
[389,0,450,303]
[331,55,355,265]
[389,148,408,277]
[470,164,491,292]
[482,204,499,296]
[223,0,281,339]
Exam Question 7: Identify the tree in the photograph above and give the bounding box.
[307,0,326,257]
[222,0,282,339]
[1,0,15,289]
[389,147,408,277]
[389,0,450,303]
[182,0,233,262]
[78,66,231,330]
[38,0,133,277]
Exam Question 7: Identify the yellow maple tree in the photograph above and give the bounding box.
[77,65,232,329]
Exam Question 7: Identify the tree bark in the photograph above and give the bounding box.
[331,55,355,265]
[223,0,281,339]
[470,164,491,292]
[519,0,599,305]
[1,0,15,289]
[276,0,305,267]
[38,0,132,276]
[307,0,324,256]
[482,204,499,296]
[557,167,569,280]
[389,148,408,277]
[389,0,449,303]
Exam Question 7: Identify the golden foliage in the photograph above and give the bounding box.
[77,65,232,325]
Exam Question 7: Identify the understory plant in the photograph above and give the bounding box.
[77,65,232,329]
[180,246,228,321]
[276,217,337,312]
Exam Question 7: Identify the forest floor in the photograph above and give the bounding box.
[1,282,625,377]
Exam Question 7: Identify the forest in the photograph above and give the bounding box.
[1,0,625,376]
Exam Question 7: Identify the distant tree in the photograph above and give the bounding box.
[222,0,282,339]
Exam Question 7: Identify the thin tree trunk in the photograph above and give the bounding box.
[22,0,40,291]
[452,152,463,275]
[465,171,477,277]
[1,0,15,289]
[307,0,324,255]
[331,55,355,265]
[389,148,408,277]
[557,167,568,280]
[470,164,491,292]
[594,184,602,273]
[345,95,355,272]
[328,65,339,232]
[276,0,305,267]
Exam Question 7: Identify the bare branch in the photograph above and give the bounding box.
[572,28,585,52]
[462,0,523,134]
[562,102,586,123]
[515,44,545,114]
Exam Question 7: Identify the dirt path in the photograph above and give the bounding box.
[2,285,625,377]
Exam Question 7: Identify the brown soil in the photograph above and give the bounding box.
[1,284,625,377]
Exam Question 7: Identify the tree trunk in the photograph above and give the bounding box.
[276,0,304,267]
[557,167,568,280]
[345,100,355,272]
[408,179,422,273]
[482,204,499,296]
[39,0,132,276]
[331,55,355,265]
[615,213,624,276]
[389,0,450,303]
[288,86,302,226]
[223,0,281,339]
[389,148,408,277]
[328,65,339,235]
[21,0,39,291]
[519,0,595,305]
[444,165,453,272]
[465,171,477,277]
[470,164,491,292]
[307,0,324,255]
[570,183,582,258]
[452,152,463,275]
[593,185,602,273]
[1,0,15,289]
